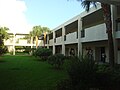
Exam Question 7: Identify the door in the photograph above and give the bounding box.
[100,47,106,63]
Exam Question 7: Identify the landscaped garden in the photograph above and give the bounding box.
[0,55,67,90]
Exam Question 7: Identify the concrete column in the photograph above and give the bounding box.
[13,34,15,55]
[53,31,55,54]
[111,5,118,63]
[78,17,83,57]
[30,36,33,55]
[62,26,65,55]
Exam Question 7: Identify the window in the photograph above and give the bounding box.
[116,18,120,31]
[76,31,78,39]
[54,38,56,43]
[81,29,85,38]
[64,35,66,41]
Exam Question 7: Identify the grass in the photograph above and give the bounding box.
[5,52,29,55]
[0,55,67,90]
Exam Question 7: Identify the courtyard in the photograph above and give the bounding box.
[0,55,67,90]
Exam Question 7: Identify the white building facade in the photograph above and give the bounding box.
[4,4,120,64]
[45,4,120,64]
[4,33,43,55]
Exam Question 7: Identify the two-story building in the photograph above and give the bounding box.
[4,33,43,55]
[45,4,120,64]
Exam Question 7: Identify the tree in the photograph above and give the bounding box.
[30,25,43,48]
[0,27,9,55]
[0,35,4,56]
[42,27,51,47]
[77,0,115,67]
[30,25,51,48]
[0,27,9,40]
[86,0,120,5]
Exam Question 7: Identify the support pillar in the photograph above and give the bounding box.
[111,5,118,63]
[30,36,33,55]
[53,31,55,54]
[13,33,15,55]
[78,17,83,57]
[62,26,65,55]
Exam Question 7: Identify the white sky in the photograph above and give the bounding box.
[0,0,31,34]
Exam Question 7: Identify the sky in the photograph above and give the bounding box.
[0,0,84,33]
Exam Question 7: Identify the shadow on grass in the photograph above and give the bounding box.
[48,66,65,71]
[10,68,20,71]
[33,57,46,62]
[0,60,6,63]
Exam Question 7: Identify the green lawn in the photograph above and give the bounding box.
[0,55,67,90]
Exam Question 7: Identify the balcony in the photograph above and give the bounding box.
[116,21,120,38]
[65,31,78,44]
[49,39,53,46]
[55,36,62,45]
[4,39,33,46]
[116,31,120,39]
[81,23,108,43]
[4,39,13,46]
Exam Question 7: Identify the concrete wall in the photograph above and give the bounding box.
[49,39,53,46]
[55,37,62,45]
[81,23,108,42]
[65,32,78,44]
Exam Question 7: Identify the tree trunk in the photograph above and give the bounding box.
[101,3,115,67]
[35,36,38,48]
[43,32,46,48]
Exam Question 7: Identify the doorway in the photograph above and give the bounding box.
[100,47,106,63]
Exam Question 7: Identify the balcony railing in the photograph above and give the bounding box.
[81,23,108,42]
[49,39,53,46]
[65,31,78,44]
[55,36,62,45]
[4,39,34,46]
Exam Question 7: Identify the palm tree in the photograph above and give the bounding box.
[30,25,51,48]
[78,0,115,67]
[42,27,51,48]
[30,25,43,48]
[0,27,9,40]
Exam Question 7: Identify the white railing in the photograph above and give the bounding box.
[81,23,108,42]
[116,23,120,31]
[49,39,53,46]
[4,39,34,46]
[116,31,120,38]
[55,36,62,45]
[65,31,78,44]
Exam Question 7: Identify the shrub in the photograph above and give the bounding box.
[48,54,65,69]
[23,46,31,54]
[9,51,13,55]
[56,57,97,90]
[56,79,73,90]
[0,38,8,55]
[96,64,120,90]
[31,48,36,56]
[34,47,52,61]
[57,56,120,90]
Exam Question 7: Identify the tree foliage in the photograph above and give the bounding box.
[34,47,52,61]
[48,54,65,69]
[0,27,9,55]
[0,27,9,39]
[29,25,51,48]
[57,57,120,90]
